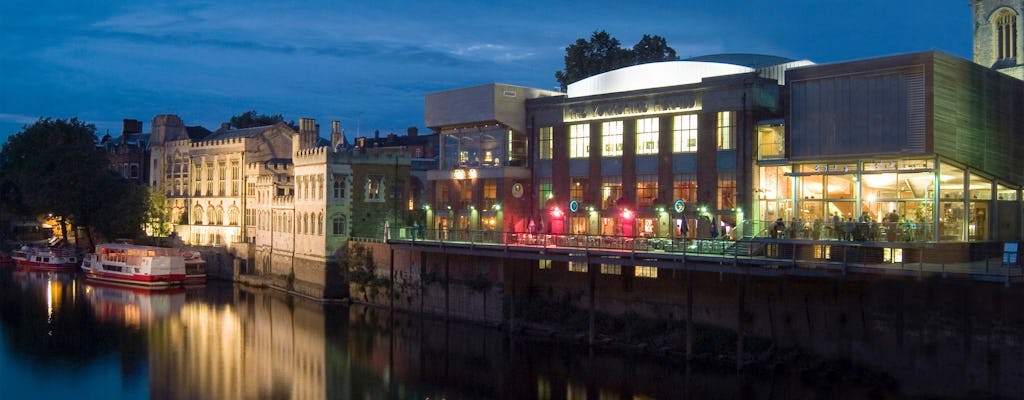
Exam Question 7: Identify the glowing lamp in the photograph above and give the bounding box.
[621,208,634,220]
[551,207,564,218]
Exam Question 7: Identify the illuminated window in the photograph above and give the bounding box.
[602,176,622,210]
[637,175,657,207]
[635,266,658,278]
[231,161,240,196]
[600,264,621,275]
[484,179,497,209]
[366,175,384,202]
[228,206,239,225]
[570,177,588,202]
[539,259,551,269]
[539,127,553,160]
[718,172,736,210]
[673,114,698,152]
[569,123,590,158]
[674,174,697,205]
[568,261,588,273]
[218,162,226,196]
[192,205,203,224]
[717,111,735,150]
[995,9,1019,61]
[206,163,214,195]
[636,118,659,155]
[601,121,623,156]
[538,178,552,209]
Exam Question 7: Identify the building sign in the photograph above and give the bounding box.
[569,200,579,213]
[674,199,686,213]
[512,183,524,198]
[563,93,701,122]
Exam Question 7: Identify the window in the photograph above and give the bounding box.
[568,261,588,273]
[205,163,214,195]
[483,179,497,208]
[601,121,623,157]
[192,205,203,224]
[247,182,256,197]
[231,161,240,196]
[539,259,551,270]
[218,162,226,196]
[717,111,735,150]
[569,123,590,158]
[228,206,239,226]
[601,176,622,210]
[600,264,621,275]
[366,175,384,201]
[674,174,697,205]
[538,178,552,209]
[539,127,553,160]
[333,174,347,198]
[635,266,658,278]
[718,172,736,210]
[332,214,347,235]
[129,164,139,179]
[636,118,659,155]
[673,114,698,153]
[637,175,657,207]
[570,177,588,203]
[996,10,1019,61]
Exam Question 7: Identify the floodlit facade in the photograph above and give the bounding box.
[424,50,1024,244]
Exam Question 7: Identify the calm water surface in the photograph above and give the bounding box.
[0,268,893,399]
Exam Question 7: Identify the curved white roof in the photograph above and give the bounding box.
[567,61,755,98]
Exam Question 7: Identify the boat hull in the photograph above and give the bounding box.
[15,259,78,272]
[85,270,186,288]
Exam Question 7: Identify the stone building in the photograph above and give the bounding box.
[973,0,1024,79]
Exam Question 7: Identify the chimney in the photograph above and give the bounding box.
[374,130,380,140]
[298,117,317,150]
[122,119,143,134]
[331,120,343,149]
[407,127,418,137]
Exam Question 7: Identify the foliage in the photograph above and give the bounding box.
[0,118,148,242]
[345,243,389,301]
[228,110,297,130]
[554,30,679,91]
[145,185,172,237]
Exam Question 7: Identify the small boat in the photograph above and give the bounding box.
[182,250,207,285]
[82,243,186,288]
[12,246,78,272]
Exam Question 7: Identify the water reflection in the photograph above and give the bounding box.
[0,268,894,399]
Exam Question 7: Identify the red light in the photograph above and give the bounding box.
[621,209,633,220]
[550,207,563,218]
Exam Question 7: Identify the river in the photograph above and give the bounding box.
[0,267,965,399]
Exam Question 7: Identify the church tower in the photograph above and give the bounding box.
[973,0,1024,79]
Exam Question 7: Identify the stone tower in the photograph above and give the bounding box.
[973,0,1024,79]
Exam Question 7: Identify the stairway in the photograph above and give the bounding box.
[724,237,765,256]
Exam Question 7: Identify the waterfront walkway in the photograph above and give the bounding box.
[386,229,1024,285]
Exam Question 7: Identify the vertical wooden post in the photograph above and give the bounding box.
[736,274,746,371]
[686,269,694,360]
[588,262,597,346]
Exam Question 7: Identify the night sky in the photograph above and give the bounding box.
[0,1,973,143]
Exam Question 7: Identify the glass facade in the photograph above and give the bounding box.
[755,158,1000,241]
[441,125,525,169]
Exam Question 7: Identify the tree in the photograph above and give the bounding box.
[0,118,147,246]
[229,110,297,130]
[555,31,679,91]
[632,34,678,64]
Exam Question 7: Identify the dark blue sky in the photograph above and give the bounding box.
[0,1,973,143]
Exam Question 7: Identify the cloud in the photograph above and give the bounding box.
[0,113,40,125]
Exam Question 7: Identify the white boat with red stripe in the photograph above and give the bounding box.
[82,243,186,288]
[12,246,78,272]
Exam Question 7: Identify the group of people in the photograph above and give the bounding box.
[769,211,911,242]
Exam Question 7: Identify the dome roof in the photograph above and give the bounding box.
[566,61,754,98]
[684,53,799,69]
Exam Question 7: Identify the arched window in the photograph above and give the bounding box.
[318,212,324,235]
[228,206,240,226]
[193,205,204,225]
[332,214,347,235]
[995,9,1019,62]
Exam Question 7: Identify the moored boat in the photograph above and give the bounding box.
[12,246,78,272]
[182,250,207,285]
[82,243,186,288]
